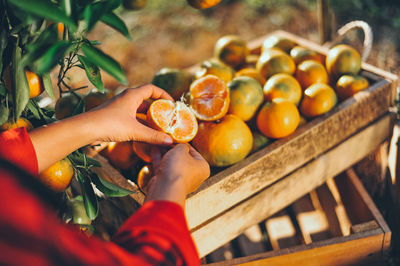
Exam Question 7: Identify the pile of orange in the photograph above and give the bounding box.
[99,33,370,189]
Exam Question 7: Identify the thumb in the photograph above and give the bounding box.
[134,123,173,145]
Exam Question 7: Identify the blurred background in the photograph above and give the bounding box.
[66,0,400,90]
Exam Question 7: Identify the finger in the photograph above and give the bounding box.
[135,84,173,101]
[134,123,173,145]
[188,145,206,161]
[150,146,162,170]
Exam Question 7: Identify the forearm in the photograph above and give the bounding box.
[30,111,101,172]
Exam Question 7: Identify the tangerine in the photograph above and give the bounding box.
[295,60,328,89]
[256,48,296,79]
[84,88,114,111]
[326,44,361,79]
[300,83,337,118]
[263,73,302,106]
[0,117,33,132]
[235,68,266,86]
[256,99,300,139]
[137,164,153,192]
[103,141,137,170]
[132,142,152,163]
[147,99,198,143]
[25,70,44,98]
[189,75,230,121]
[192,114,253,167]
[38,158,74,192]
[152,68,194,100]
[290,46,325,65]
[214,35,249,68]
[123,0,147,10]
[196,60,235,84]
[187,0,222,9]
[251,131,270,153]
[335,74,369,100]
[55,93,83,120]
[262,35,296,54]
[228,76,264,121]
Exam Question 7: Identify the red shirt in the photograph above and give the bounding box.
[0,128,200,265]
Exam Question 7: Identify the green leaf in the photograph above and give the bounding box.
[8,0,77,32]
[0,83,6,97]
[81,44,128,85]
[91,173,134,197]
[78,55,104,92]
[0,14,9,75]
[12,46,30,121]
[34,41,73,75]
[77,172,98,220]
[101,12,131,40]
[26,100,41,120]
[42,72,55,100]
[84,1,112,32]
[68,152,102,168]
[0,102,9,125]
[22,25,58,66]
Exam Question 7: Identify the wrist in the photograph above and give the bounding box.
[145,174,186,207]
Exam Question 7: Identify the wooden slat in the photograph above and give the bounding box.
[350,220,379,234]
[208,231,385,266]
[291,194,331,244]
[316,181,352,236]
[236,225,266,256]
[205,243,235,264]
[265,210,302,250]
[192,113,393,257]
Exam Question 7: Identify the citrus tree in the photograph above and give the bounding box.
[0,0,135,227]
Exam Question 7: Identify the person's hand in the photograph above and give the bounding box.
[144,144,210,207]
[90,84,174,145]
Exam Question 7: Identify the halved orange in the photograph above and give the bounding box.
[189,75,230,121]
[147,99,198,143]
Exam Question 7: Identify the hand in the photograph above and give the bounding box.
[144,144,210,207]
[90,84,174,145]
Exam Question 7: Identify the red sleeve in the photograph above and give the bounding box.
[0,162,200,266]
[0,128,38,175]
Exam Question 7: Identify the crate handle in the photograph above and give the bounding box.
[323,20,373,62]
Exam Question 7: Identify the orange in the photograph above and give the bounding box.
[0,117,33,132]
[187,0,222,9]
[84,88,114,111]
[57,23,65,39]
[228,76,264,121]
[132,142,152,163]
[298,115,307,127]
[244,55,260,68]
[256,48,296,79]
[69,196,92,225]
[335,74,370,100]
[152,68,194,100]
[295,60,328,89]
[235,68,266,86]
[25,69,44,98]
[103,141,137,170]
[192,114,253,167]
[290,46,325,65]
[326,44,361,79]
[196,60,235,84]
[251,131,270,153]
[147,99,198,143]
[263,73,302,106]
[55,93,83,120]
[189,75,230,121]
[300,83,337,118]
[262,35,296,54]
[38,158,74,192]
[256,99,300,139]
[214,35,249,68]
[137,165,153,192]
[123,0,147,10]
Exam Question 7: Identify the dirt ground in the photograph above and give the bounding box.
[74,1,400,264]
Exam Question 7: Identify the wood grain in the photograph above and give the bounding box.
[192,113,393,257]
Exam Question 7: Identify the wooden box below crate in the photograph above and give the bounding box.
[203,168,391,266]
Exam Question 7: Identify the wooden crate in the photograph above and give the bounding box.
[90,30,398,257]
[203,168,392,266]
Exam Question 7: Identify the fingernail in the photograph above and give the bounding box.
[164,136,173,145]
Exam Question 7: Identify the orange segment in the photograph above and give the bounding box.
[189,75,230,121]
[147,99,198,143]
